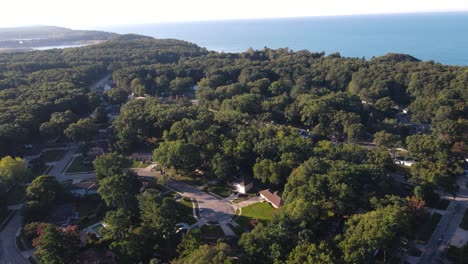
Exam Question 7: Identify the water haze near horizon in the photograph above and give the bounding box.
[103,12,468,66]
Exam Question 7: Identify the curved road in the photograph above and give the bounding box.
[168,180,234,222]
[0,211,28,264]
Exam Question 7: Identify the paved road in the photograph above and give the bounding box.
[418,201,465,263]
[168,180,234,222]
[418,174,468,263]
[0,212,28,264]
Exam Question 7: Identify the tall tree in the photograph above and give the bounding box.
[286,242,336,264]
[97,171,141,210]
[93,152,125,180]
[26,175,61,205]
[64,118,98,142]
[0,156,29,185]
[34,224,81,264]
[175,242,233,264]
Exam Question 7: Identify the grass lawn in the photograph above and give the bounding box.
[204,185,232,198]
[200,225,224,237]
[176,199,196,225]
[193,200,200,218]
[64,156,94,174]
[236,202,275,230]
[434,199,450,210]
[125,159,150,169]
[416,212,442,244]
[41,149,67,162]
[6,185,26,205]
[459,209,468,230]
[227,223,244,236]
[447,245,468,263]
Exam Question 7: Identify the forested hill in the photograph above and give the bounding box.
[0,26,118,49]
[0,37,207,154]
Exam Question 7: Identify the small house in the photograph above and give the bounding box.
[233,177,253,194]
[259,189,283,208]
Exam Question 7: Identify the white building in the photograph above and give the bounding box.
[233,177,253,194]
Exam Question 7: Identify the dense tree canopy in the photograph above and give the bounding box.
[1,36,466,264]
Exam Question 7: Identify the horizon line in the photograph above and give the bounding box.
[1,10,466,30]
[93,10,468,29]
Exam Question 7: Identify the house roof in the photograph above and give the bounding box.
[259,189,283,207]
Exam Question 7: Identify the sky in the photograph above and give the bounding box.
[1,0,468,29]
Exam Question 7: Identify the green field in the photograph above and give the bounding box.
[236,202,275,230]
[41,149,67,162]
[64,156,94,173]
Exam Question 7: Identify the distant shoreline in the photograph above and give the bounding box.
[0,40,104,53]
[103,12,468,66]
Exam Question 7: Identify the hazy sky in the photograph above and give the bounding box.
[1,0,468,29]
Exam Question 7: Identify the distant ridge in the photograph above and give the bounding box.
[0,25,119,50]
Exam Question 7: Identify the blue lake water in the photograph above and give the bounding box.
[103,12,468,66]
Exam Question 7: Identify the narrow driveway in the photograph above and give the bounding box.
[168,180,234,222]
[0,212,28,264]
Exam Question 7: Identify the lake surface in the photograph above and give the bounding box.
[104,12,468,66]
